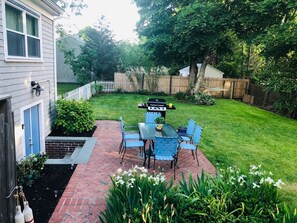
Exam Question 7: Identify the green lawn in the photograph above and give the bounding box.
[57,83,81,95]
[89,93,297,207]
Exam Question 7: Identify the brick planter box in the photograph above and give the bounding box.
[45,138,85,159]
[45,137,96,164]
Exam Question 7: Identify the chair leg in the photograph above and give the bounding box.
[191,150,195,159]
[139,147,143,157]
[118,139,123,154]
[154,157,156,170]
[173,159,176,180]
[121,147,126,165]
[143,149,147,167]
[195,149,199,166]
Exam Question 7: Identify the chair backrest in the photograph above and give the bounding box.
[119,116,125,137]
[192,125,203,145]
[145,112,161,124]
[154,136,179,157]
[186,119,196,136]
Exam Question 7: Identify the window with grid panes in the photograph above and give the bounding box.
[5,1,41,59]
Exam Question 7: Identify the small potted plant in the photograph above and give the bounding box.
[155,116,165,131]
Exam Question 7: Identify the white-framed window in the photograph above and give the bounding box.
[4,0,42,60]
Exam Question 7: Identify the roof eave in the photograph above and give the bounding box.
[32,0,64,16]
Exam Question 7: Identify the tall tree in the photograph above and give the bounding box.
[173,1,231,91]
[135,0,186,68]
[257,21,297,117]
[134,0,231,92]
[54,0,87,36]
[227,0,296,77]
[64,20,118,83]
[117,41,167,92]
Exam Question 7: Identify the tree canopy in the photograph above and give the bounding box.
[63,21,118,84]
[134,0,297,117]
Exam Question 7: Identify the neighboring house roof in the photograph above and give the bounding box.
[179,64,224,78]
[32,0,64,15]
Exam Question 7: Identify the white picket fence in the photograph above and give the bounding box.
[99,81,115,92]
[58,81,115,101]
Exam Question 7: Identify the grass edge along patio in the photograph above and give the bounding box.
[89,93,297,209]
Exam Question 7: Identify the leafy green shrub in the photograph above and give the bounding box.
[91,81,103,95]
[99,166,175,223]
[115,88,126,94]
[174,91,214,105]
[54,99,95,135]
[152,91,167,96]
[194,92,215,105]
[210,165,283,221]
[17,152,48,187]
[100,165,295,222]
[137,89,150,95]
[174,92,195,101]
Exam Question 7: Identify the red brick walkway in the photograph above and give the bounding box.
[49,120,216,223]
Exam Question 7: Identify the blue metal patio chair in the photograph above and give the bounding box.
[120,129,144,164]
[179,125,202,166]
[147,136,179,179]
[118,117,140,155]
[145,112,161,125]
[180,119,196,142]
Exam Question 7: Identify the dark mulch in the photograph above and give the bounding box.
[22,127,97,222]
[48,126,97,137]
[22,164,76,223]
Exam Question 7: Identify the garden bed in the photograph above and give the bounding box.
[23,126,97,222]
[23,164,76,223]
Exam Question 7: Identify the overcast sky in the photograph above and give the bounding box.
[58,0,140,42]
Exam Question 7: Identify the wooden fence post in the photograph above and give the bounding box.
[230,81,234,99]
[0,96,16,223]
[169,75,173,95]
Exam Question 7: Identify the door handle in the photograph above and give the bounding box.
[29,138,33,146]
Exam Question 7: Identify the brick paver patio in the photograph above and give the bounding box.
[49,120,216,223]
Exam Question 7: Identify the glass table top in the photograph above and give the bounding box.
[138,123,181,140]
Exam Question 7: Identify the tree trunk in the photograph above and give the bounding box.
[241,43,244,76]
[188,57,198,93]
[194,54,210,93]
[262,90,271,107]
[246,44,251,78]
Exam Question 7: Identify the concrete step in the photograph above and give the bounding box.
[70,147,82,160]
[63,153,72,159]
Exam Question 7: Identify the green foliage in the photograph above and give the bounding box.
[174,91,214,105]
[273,203,297,223]
[55,0,87,37]
[255,21,297,118]
[63,22,118,84]
[89,94,297,206]
[99,166,174,223]
[17,152,48,187]
[91,81,103,95]
[117,41,155,72]
[134,0,296,106]
[174,92,194,101]
[194,92,215,105]
[217,61,240,78]
[55,0,86,16]
[154,116,165,124]
[257,56,297,118]
[54,99,95,135]
[100,165,295,222]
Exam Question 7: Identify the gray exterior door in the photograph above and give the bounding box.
[24,104,41,156]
